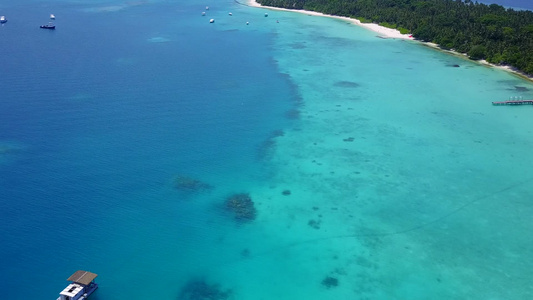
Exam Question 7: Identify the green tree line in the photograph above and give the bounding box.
[257,0,533,75]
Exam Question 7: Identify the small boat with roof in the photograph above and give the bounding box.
[40,22,55,29]
[0,16,7,23]
[50,14,56,20]
[57,270,98,300]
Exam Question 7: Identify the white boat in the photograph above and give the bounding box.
[57,270,98,300]
[229,12,232,16]
[202,11,206,16]
[0,16,7,23]
[264,13,268,17]
[50,14,56,20]
[209,18,214,23]
[205,6,209,10]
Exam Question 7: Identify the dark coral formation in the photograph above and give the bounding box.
[308,219,321,229]
[174,175,213,192]
[240,248,250,258]
[257,129,285,160]
[282,189,291,196]
[225,193,257,222]
[178,279,232,300]
[285,108,300,120]
[334,81,360,88]
[289,42,306,49]
[343,137,355,142]
[321,276,339,289]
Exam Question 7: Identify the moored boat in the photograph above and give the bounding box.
[50,14,56,20]
[0,16,7,23]
[40,22,55,29]
[57,270,98,300]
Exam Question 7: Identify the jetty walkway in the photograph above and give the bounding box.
[492,99,533,106]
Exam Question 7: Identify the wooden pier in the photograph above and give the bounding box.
[492,99,533,106]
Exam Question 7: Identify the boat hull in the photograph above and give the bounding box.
[56,283,98,300]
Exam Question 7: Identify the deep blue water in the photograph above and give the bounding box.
[1,1,295,298]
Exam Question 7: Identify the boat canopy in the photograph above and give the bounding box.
[67,270,98,286]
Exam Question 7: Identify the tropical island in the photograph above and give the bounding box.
[256,0,533,76]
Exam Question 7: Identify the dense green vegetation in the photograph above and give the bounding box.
[257,0,533,75]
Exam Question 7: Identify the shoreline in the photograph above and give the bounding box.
[247,0,533,82]
[247,0,413,40]
[423,42,533,82]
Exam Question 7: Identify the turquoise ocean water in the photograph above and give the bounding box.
[1,0,533,299]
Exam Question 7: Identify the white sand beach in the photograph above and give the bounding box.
[423,42,533,81]
[248,0,413,40]
[248,0,533,81]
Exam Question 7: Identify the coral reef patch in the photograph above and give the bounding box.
[225,193,257,222]
[289,42,306,49]
[334,81,360,88]
[285,108,300,119]
[514,85,529,91]
[256,129,284,160]
[321,276,339,289]
[178,279,232,300]
[240,248,250,258]
[308,219,321,229]
[174,175,213,193]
